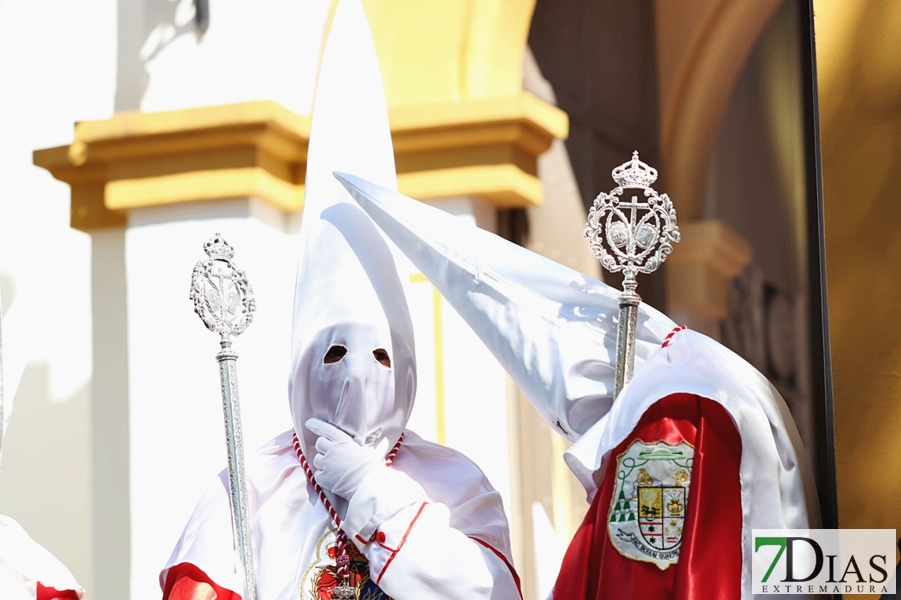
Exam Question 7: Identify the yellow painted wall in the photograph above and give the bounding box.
[814,0,901,545]
[361,0,535,106]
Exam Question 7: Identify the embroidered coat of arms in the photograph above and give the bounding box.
[607,440,694,569]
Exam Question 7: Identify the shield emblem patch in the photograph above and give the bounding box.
[638,486,685,550]
[608,440,694,570]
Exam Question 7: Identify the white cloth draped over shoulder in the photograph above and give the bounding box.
[1,293,83,600]
[0,516,84,600]
[161,1,520,598]
[336,172,820,599]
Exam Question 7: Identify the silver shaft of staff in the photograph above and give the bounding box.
[190,234,257,600]
[216,337,256,600]
[614,283,640,398]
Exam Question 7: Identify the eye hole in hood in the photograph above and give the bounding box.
[324,345,347,364]
[373,348,391,368]
[323,345,391,368]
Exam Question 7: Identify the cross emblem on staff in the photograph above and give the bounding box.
[190,234,256,341]
[616,192,655,254]
[584,152,680,280]
[208,260,240,324]
[583,152,681,395]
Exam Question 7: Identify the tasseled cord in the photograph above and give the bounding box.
[293,432,404,588]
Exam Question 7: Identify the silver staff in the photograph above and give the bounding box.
[584,152,680,397]
[189,234,257,600]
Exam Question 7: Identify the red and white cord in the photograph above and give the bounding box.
[661,324,687,348]
[293,432,404,582]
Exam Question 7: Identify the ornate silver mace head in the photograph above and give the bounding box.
[584,151,681,303]
[585,152,681,397]
[189,234,256,342]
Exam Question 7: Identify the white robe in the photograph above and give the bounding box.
[0,515,84,600]
[161,430,520,600]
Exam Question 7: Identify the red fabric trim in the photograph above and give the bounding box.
[375,537,399,552]
[162,562,242,600]
[470,537,523,599]
[355,531,391,548]
[375,502,428,585]
[36,583,80,600]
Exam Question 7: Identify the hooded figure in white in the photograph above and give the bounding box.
[0,291,85,600]
[160,2,520,599]
[334,170,820,600]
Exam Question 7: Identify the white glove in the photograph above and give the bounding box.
[305,418,389,500]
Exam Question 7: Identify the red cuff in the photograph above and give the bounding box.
[36,583,80,600]
[375,502,428,585]
[162,562,242,600]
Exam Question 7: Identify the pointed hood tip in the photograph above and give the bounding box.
[332,170,354,189]
[303,0,395,215]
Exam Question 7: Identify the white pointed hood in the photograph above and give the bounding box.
[289,0,415,462]
[334,173,676,443]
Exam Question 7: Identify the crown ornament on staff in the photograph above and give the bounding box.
[189,233,258,600]
[584,152,681,397]
[191,234,256,339]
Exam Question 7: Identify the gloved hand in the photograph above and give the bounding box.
[305,418,390,500]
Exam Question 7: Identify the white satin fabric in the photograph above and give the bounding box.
[334,172,675,443]
[289,0,415,466]
[0,516,84,600]
[336,174,819,600]
[160,430,519,600]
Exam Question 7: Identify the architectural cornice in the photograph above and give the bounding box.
[34,95,567,231]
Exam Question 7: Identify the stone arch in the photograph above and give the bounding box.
[656,0,783,220]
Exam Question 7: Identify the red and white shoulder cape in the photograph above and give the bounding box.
[555,327,819,599]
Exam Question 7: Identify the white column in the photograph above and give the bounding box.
[91,228,131,600]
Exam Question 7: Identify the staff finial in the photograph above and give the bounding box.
[584,152,681,396]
